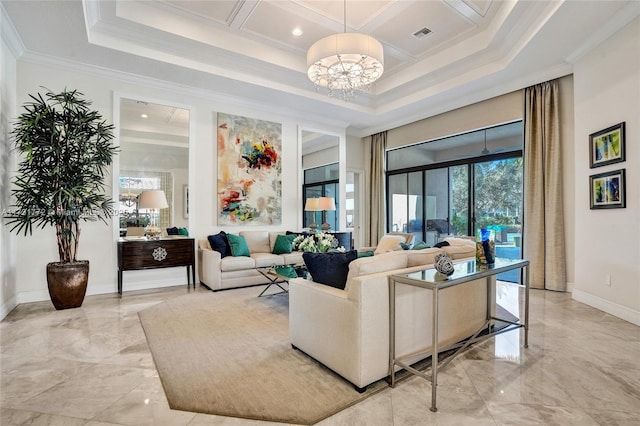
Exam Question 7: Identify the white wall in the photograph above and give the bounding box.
[1,10,18,318]
[573,17,640,325]
[9,58,342,306]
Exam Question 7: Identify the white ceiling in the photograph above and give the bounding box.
[3,0,639,137]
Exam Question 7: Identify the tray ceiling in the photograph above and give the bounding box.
[3,0,639,135]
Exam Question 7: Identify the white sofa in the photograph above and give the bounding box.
[198,231,304,291]
[289,238,487,390]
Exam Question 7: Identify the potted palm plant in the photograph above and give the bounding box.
[6,88,118,309]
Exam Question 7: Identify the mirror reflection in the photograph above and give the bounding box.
[301,130,339,231]
[118,98,189,237]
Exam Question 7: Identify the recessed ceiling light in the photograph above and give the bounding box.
[291,27,303,37]
[140,114,148,118]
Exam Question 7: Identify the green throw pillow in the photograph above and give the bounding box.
[273,265,297,279]
[357,250,375,258]
[227,234,250,256]
[411,241,430,250]
[272,234,293,254]
[178,227,189,236]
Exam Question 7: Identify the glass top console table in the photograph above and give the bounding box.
[388,258,530,412]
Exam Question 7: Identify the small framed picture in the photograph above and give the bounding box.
[589,122,625,168]
[590,169,625,210]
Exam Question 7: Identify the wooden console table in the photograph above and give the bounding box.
[117,237,196,296]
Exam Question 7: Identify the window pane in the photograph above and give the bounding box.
[451,165,469,236]
[388,174,407,233]
[407,172,423,243]
[424,168,450,246]
[474,157,523,282]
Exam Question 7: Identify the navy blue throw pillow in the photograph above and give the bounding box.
[434,241,450,248]
[207,231,231,258]
[302,250,358,290]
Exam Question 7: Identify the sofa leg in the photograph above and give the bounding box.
[291,344,298,350]
[353,384,367,393]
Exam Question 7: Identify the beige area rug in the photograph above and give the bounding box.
[138,288,387,425]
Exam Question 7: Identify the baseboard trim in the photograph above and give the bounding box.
[0,295,19,320]
[572,289,640,326]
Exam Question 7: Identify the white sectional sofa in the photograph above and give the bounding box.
[288,238,487,390]
[198,230,304,291]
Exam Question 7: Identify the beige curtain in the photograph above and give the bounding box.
[368,131,387,245]
[523,80,567,291]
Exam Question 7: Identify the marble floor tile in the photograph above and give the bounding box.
[1,284,639,426]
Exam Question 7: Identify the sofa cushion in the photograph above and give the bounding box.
[346,251,408,286]
[407,247,443,267]
[374,234,407,255]
[272,234,293,254]
[240,231,271,253]
[443,245,475,260]
[357,250,375,258]
[208,231,232,257]
[444,236,475,247]
[220,255,255,272]
[251,252,285,268]
[281,251,304,265]
[227,233,250,257]
[303,250,358,290]
[442,237,476,259]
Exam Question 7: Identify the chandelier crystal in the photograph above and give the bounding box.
[306,2,384,100]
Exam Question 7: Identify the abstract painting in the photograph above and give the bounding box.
[589,122,625,168]
[590,169,625,210]
[217,113,282,225]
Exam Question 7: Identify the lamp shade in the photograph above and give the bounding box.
[304,198,321,211]
[138,190,168,209]
[317,197,336,211]
[307,33,384,90]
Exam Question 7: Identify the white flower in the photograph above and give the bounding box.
[292,232,344,252]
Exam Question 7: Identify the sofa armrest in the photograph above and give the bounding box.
[197,246,222,290]
[289,278,361,383]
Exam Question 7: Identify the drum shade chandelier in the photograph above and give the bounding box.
[306,0,384,100]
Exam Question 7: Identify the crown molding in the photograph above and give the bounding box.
[565,2,640,64]
[17,50,351,129]
[1,3,25,57]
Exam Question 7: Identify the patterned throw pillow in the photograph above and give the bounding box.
[272,234,293,254]
[226,233,250,257]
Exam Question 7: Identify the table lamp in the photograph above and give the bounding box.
[317,197,336,231]
[304,197,320,231]
[138,190,168,239]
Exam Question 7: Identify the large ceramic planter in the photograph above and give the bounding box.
[46,260,89,310]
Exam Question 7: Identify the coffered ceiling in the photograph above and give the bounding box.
[2,0,639,136]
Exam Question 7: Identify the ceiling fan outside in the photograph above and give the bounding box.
[481,132,490,155]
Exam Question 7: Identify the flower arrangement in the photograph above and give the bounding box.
[292,232,344,253]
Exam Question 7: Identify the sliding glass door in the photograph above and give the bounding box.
[473,157,523,281]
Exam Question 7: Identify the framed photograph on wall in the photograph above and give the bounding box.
[589,122,625,168]
[590,169,625,210]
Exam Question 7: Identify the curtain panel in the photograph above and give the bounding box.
[368,131,387,246]
[523,79,567,291]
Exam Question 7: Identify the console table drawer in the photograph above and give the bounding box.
[118,239,194,270]
[117,238,195,296]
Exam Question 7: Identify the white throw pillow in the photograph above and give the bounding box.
[374,235,406,255]
[444,237,475,247]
